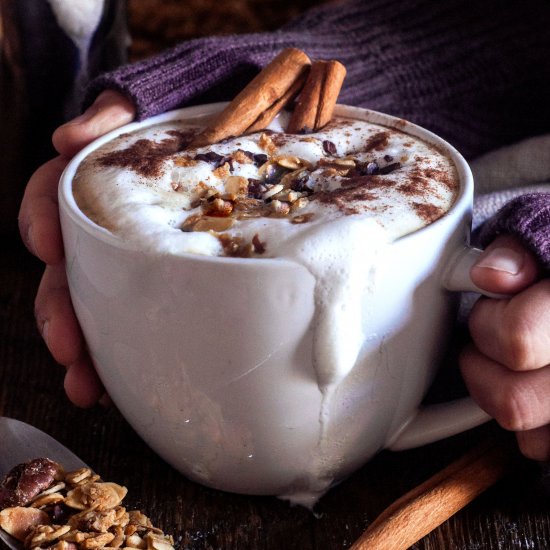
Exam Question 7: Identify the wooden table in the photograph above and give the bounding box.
[1,232,549,549]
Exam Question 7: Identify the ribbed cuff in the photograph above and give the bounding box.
[478,193,550,270]
[84,0,550,159]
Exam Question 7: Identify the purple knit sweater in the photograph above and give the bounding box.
[85,0,550,266]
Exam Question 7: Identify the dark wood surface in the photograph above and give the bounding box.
[1,232,549,550]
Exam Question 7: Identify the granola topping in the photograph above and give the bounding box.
[73,110,458,259]
[0,459,174,550]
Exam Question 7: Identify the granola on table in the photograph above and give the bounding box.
[0,458,174,550]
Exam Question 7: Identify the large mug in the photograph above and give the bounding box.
[59,104,491,506]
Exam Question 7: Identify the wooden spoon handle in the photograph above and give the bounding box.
[350,435,521,550]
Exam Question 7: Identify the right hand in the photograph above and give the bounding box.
[18,90,136,407]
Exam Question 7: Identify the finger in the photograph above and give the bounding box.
[64,357,105,408]
[468,279,550,371]
[460,343,550,432]
[35,264,85,367]
[470,235,540,295]
[53,90,136,157]
[516,425,550,461]
[18,156,67,264]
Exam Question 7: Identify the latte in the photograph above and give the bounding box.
[73,109,458,258]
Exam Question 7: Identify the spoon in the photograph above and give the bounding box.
[0,417,87,550]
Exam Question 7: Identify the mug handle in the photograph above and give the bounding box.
[388,246,505,451]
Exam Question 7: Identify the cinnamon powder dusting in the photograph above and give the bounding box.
[96,129,196,178]
[364,131,390,152]
[315,178,381,214]
[412,202,444,224]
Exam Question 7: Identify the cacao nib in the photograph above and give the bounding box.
[366,162,379,175]
[352,161,379,176]
[253,153,268,166]
[290,174,313,193]
[51,503,72,524]
[240,150,255,160]
[264,164,288,185]
[247,178,267,199]
[194,151,228,168]
[322,140,337,155]
[378,162,401,174]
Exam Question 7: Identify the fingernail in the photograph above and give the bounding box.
[25,224,37,255]
[40,320,50,347]
[476,247,525,275]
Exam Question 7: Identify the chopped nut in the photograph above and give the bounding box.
[193,216,235,232]
[68,506,128,533]
[110,524,126,548]
[224,175,248,199]
[78,530,116,549]
[64,469,94,487]
[290,197,310,213]
[195,182,219,200]
[213,162,231,179]
[173,156,198,167]
[269,200,291,217]
[30,492,65,508]
[27,524,71,546]
[232,150,254,164]
[45,541,77,550]
[180,214,203,232]
[291,213,315,224]
[65,482,127,511]
[125,533,146,548]
[36,482,66,496]
[219,235,254,258]
[258,132,277,154]
[333,157,356,167]
[263,184,284,200]
[203,197,233,217]
[0,506,49,541]
[145,532,174,550]
[274,155,311,171]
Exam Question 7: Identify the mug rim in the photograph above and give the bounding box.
[58,102,474,264]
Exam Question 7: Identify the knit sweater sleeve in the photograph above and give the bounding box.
[85,0,550,159]
[477,193,550,270]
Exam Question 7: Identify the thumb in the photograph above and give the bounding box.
[470,235,540,295]
[52,90,136,158]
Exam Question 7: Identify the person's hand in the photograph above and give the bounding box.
[461,234,550,461]
[18,90,136,407]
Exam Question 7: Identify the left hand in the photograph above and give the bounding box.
[460,234,550,461]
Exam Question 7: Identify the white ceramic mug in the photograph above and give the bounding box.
[59,104,491,505]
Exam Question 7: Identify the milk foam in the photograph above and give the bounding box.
[73,110,459,503]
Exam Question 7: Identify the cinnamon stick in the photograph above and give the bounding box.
[350,437,521,550]
[287,59,346,134]
[191,48,311,147]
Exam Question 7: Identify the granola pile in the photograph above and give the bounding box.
[0,458,174,550]
[175,132,401,257]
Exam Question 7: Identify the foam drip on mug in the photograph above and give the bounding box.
[278,216,389,387]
